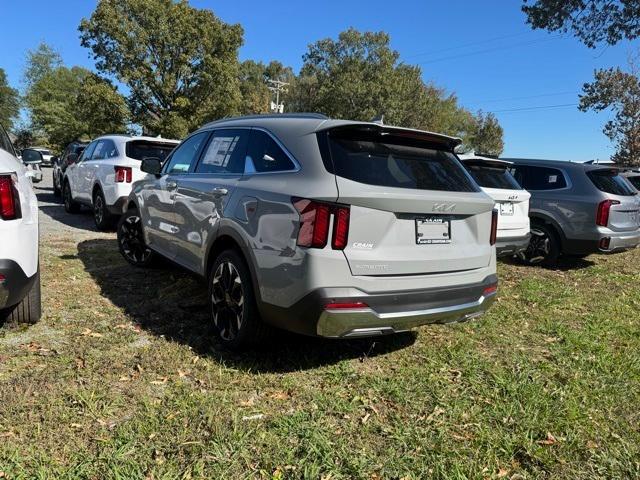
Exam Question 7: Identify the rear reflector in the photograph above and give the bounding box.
[0,174,19,220]
[596,199,620,227]
[293,198,350,250]
[114,166,132,183]
[483,285,498,296]
[325,301,369,310]
[599,237,611,250]
[490,209,498,246]
[0,274,5,284]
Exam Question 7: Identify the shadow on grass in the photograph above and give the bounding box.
[76,238,416,373]
[501,255,595,271]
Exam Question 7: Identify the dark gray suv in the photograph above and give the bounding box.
[506,158,640,266]
[117,114,499,348]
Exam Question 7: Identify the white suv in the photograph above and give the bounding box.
[0,124,41,325]
[459,154,531,257]
[63,135,179,230]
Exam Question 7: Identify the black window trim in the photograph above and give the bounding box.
[511,164,572,192]
[162,130,212,176]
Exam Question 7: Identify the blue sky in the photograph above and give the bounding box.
[1,0,636,160]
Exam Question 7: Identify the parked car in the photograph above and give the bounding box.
[0,124,41,324]
[30,147,54,167]
[622,170,640,190]
[63,135,179,230]
[117,114,499,348]
[52,141,88,197]
[19,148,44,184]
[459,154,531,257]
[506,158,640,266]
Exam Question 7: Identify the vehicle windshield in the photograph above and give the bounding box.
[464,163,522,190]
[126,140,176,162]
[318,128,478,192]
[587,169,637,196]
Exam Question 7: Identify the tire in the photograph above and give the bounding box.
[117,207,156,267]
[208,249,271,350]
[1,271,42,325]
[518,223,561,267]
[53,171,61,197]
[93,188,114,231]
[63,181,81,214]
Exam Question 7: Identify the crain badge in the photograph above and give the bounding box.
[352,242,374,250]
[432,203,456,213]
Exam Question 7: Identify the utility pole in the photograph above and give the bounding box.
[267,79,289,113]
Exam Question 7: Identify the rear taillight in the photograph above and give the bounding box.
[490,209,498,246]
[596,199,620,227]
[114,166,132,183]
[0,174,20,220]
[292,198,351,250]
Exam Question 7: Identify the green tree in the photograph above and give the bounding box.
[239,60,294,114]
[288,28,493,144]
[0,68,20,131]
[579,56,640,166]
[464,111,505,156]
[26,66,129,149]
[522,0,640,48]
[79,0,244,138]
[24,42,63,88]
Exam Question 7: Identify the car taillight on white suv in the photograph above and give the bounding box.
[293,198,350,250]
[596,199,620,227]
[0,174,20,220]
[114,166,132,183]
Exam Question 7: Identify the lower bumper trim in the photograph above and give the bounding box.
[496,233,530,257]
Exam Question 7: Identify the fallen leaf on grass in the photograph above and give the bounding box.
[497,467,510,478]
[269,391,290,400]
[150,377,168,385]
[537,432,558,446]
[80,328,103,338]
[242,413,264,421]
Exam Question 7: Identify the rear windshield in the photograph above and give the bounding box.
[587,169,637,196]
[626,175,640,190]
[318,128,478,192]
[464,164,522,190]
[126,140,176,162]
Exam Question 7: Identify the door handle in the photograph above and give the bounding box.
[166,181,178,190]
[212,187,228,196]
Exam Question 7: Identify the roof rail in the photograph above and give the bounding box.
[203,112,328,128]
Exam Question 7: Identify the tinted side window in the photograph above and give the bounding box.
[628,176,640,190]
[196,129,248,174]
[587,170,637,196]
[79,141,97,162]
[0,124,15,156]
[92,139,118,160]
[246,130,296,173]
[164,132,209,174]
[515,166,567,190]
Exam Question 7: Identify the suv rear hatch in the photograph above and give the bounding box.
[317,125,495,276]
[587,168,640,232]
[461,157,530,234]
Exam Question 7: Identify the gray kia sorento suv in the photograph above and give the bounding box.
[507,158,640,266]
[117,114,499,348]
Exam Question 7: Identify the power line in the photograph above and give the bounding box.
[474,90,579,105]
[404,31,533,60]
[414,35,563,65]
[490,103,579,113]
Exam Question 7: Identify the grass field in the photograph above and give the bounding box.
[1,232,639,479]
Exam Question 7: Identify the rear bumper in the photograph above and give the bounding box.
[496,233,530,257]
[106,196,128,215]
[260,274,498,338]
[0,260,36,310]
[601,230,640,253]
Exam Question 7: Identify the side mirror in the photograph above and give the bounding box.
[66,153,78,165]
[21,148,44,164]
[141,157,162,175]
